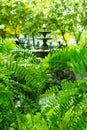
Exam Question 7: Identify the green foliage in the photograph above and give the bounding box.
[43,46,87,81]
[9,46,41,64]
[68,47,87,79]
[0,53,4,66]
[0,44,48,129]
[42,47,80,87]
[40,45,87,130]
[40,79,87,130]
[0,0,87,45]
[0,39,16,54]
[0,38,87,129]
[43,46,79,69]
[20,113,49,130]
[0,66,18,129]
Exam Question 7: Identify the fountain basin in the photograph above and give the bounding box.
[31,49,50,58]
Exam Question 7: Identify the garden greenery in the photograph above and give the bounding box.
[0,40,87,129]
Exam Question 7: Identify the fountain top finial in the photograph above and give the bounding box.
[42,24,46,30]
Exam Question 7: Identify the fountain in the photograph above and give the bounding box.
[32,24,52,58]
[39,24,52,50]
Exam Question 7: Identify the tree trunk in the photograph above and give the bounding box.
[76,30,84,45]
[32,33,35,48]
[60,30,67,46]
[27,35,31,49]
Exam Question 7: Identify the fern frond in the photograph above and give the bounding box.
[40,79,87,130]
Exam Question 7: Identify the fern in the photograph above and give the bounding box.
[68,47,87,79]
[40,79,87,130]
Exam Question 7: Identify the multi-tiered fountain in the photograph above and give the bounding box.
[39,24,52,50]
[32,24,52,58]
